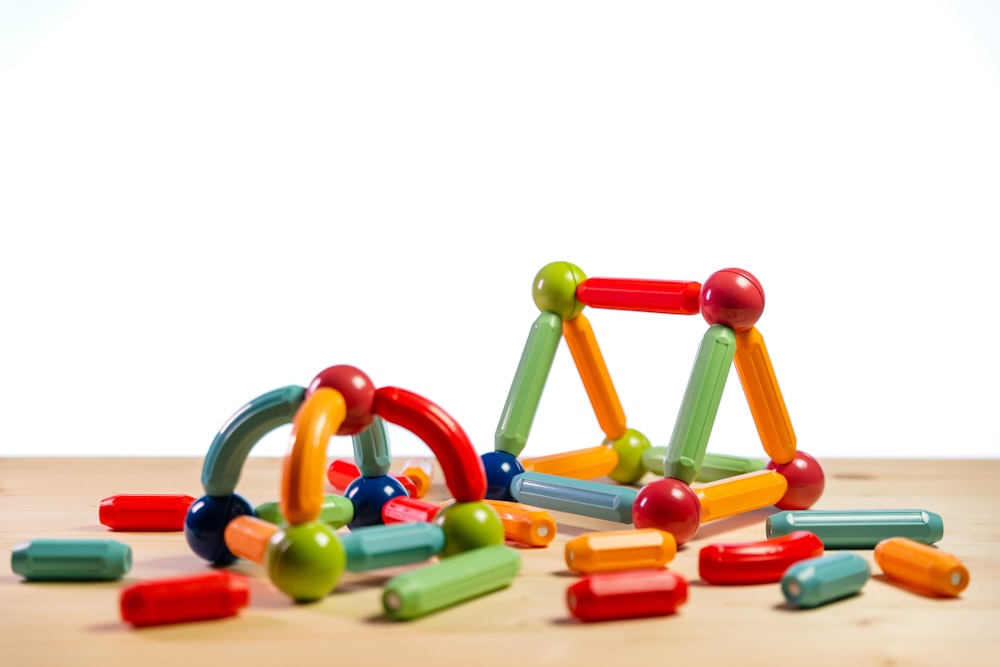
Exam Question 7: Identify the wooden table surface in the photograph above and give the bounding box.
[1,457,998,666]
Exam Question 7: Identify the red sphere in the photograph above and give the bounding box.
[699,268,765,332]
[766,451,825,510]
[632,478,702,546]
[306,365,376,436]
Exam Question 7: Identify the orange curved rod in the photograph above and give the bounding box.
[280,388,347,526]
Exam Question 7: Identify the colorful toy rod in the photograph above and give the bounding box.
[381,496,442,524]
[692,470,788,523]
[254,494,354,529]
[767,509,944,549]
[341,523,445,572]
[699,531,824,585]
[99,494,195,532]
[874,537,970,597]
[781,552,871,609]
[12,539,132,581]
[520,444,619,480]
[576,277,702,314]
[382,545,521,621]
[224,515,279,565]
[484,499,557,547]
[642,448,766,482]
[509,471,638,524]
[567,569,689,622]
[120,571,249,627]
[562,312,626,442]
[664,324,737,483]
[565,528,677,574]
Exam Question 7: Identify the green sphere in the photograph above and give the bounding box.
[433,501,505,557]
[606,428,652,484]
[266,522,345,602]
[532,261,587,320]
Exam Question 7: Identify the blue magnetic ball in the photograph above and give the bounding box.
[344,475,408,529]
[184,493,254,566]
[481,451,524,501]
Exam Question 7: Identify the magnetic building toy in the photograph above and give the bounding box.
[184,364,513,606]
[483,261,826,545]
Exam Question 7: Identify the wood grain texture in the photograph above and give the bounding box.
[1,457,998,667]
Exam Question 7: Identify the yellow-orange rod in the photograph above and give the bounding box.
[693,469,788,523]
[562,313,627,441]
[734,327,797,464]
[521,444,619,480]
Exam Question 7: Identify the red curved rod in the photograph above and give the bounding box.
[373,386,486,502]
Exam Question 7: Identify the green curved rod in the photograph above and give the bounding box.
[201,385,307,496]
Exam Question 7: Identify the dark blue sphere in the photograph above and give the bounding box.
[184,493,254,566]
[481,451,524,501]
[344,475,408,529]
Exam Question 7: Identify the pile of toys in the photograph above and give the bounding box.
[10,263,969,627]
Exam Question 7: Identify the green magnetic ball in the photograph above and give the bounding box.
[532,261,587,320]
[266,521,346,602]
[606,428,652,484]
[433,501,505,557]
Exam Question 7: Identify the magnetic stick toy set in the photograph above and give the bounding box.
[10,262,970,627]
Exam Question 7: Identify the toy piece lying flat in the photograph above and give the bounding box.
[766,509,944,549]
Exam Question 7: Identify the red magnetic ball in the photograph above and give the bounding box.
[306,365,376,436]
[699,268,765,332]
[632,478,701,546]
[766,451,825,510]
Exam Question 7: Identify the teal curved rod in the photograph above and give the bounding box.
[201,385,307,496]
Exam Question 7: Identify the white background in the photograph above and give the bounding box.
[1,1,998,461]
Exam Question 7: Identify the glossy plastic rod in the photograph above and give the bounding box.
[281,388,347,525]
[874,537,969,597]
[11,539,132,581]
[342,523,445,572]
[510,472,637,523]
[781,552,871,608]
[699,531,824,585]
[382,545,522,621]
[567,569,688,622]
[693,470,788,523]
[352,416,393,477]
[495,312,562,457]
[202,385,306,496]
[374,386,486,502]
[120,571,249,627]
[484,499,557,547]
[576,277,702,315]
[767,509,945,549]
[664,325,737,483]
[224,515,279,565]
[521,444,619,480]
[562,313,626,441]
[734,327,796,464]
[99,494,195,532]
[643,448,767,482]
[565,528,677,574]
[381,496,442,524]
[257,493,354,529]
